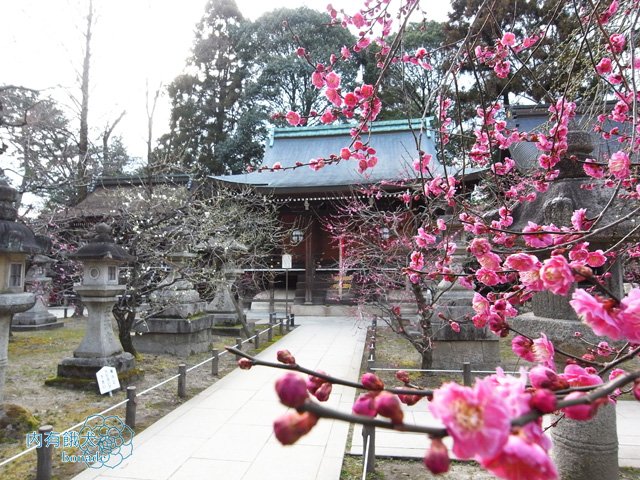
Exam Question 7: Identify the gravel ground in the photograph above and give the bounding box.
[1,316,280,479]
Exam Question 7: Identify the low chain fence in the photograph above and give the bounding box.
[360,316,518,478]
[0,318,292,480]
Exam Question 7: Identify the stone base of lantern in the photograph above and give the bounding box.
[51,351,138,390]
[133,313,218,356]
[208,311,240,325]
[427,293,501,370]
[428,320,500,370]
[511,312,613,353]
[12,310,62,331]
[552,403,618,480]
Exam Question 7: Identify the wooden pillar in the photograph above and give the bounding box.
[304,222,313,305]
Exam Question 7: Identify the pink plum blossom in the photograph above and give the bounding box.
[352,392,378,417]
[570,289,624,339]
[325,71,341,89]
[480,435,558,480]
[313,382,332,401]
[596,57,613,75]
[361,373,384,390]
[504,253,539,271]
[608,33,626,53]
[501,32,516,46]
[424,438,450,474]
[374,392,404,424]
[285,111,301,126]
[528,366,569,391]
[277,350,296,364]
[561,392,598,420]
[609,150,630,179]
[539,255,574,296]
[414,227,436,248]
[429,379,510,459]
[560,364,603,388]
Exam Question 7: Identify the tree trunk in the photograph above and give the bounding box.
[411,283,434,369]
[420,348,433,370]
[114,308,138,357]
[77,0,93,204]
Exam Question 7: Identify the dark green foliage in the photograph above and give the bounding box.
[161,0,259,174]
[444,0,587,105]
[364,21,448,120]
[241,7,358,121]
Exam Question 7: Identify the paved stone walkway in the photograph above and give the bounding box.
[72,316,367,480]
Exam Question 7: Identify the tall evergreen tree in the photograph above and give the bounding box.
[241,7,359,123]
[445,0,585,105]
[161,0,259,174]
[364,21,448,120]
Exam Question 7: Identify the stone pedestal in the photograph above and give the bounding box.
[0,177,42,403]
[51,224,137,388]
[56,286,135,380]
[134,251,215,356]
[431,242,499,370]
[13,255,61,331]
[432,289,499,370]
[206,271,242,325]
[552,403,618,480]
[0,294,35,402]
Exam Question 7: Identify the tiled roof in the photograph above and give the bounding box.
[212,118,473,193]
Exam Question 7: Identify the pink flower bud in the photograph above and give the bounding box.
[273,411,318,445]
[277,349,296,365]
[529,365,569,391]
[313,382,332,402]
[361,373,384,391]
[529,388,557,413]
[450,321,461,333]
[238,358,253,370]
[424,438,450,474]
[562,392,597,420]
[398,394,422,406]
[395,370,411,384]
[352,392,378,417]
[275,373,308,408]
[307,371,328,394]
[374,392,404,424]
[633,380,640,402]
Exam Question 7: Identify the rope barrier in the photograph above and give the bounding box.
[1,324,279,470]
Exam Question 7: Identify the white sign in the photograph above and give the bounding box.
[281,254,292,269]
[96,366,121,395]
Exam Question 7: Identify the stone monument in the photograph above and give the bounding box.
[432,239,499,370]
[0,179,40,403]
[52,224,137,387]
[133,250,217,356]
[12,250,61,331]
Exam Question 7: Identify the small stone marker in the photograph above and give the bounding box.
[96,366,120,395]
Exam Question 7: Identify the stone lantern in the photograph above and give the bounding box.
[206,238,248,326]
[0,179,41,403]
[54,223,136,385]
[510,129,632,480]
[12,248,61,331]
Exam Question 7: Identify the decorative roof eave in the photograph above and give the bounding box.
[269,117,433,141]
